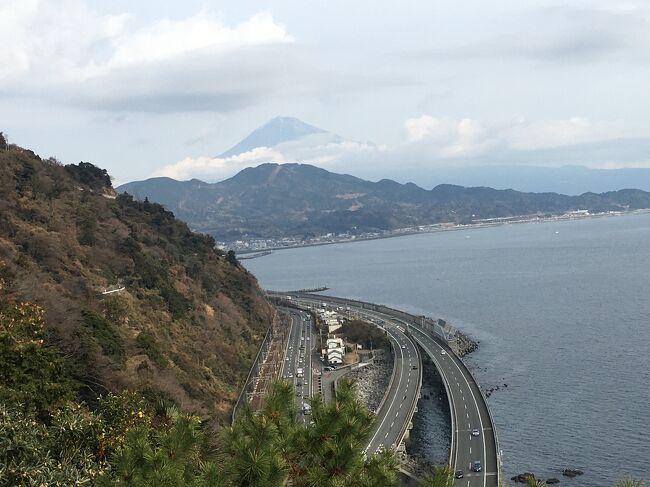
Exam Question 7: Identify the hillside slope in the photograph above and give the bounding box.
[0,145,274,423]
[119,162,650,240]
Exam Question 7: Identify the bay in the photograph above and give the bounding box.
[244,213,650,485]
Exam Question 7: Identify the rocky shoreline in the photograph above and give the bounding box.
[348,349,394,413]
[510,469,584,484]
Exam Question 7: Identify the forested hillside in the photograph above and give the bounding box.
[0,143,274,422]
[119,162,650,240]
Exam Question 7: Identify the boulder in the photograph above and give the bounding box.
[547,478,560,484]
[562,469,584,478]
[511,473,536,483]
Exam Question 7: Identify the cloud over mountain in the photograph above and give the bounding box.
[153,115,650,184]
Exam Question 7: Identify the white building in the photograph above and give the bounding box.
[328,349,343,364]
[326,337,345,365]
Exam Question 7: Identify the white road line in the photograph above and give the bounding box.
[438,336,488,487]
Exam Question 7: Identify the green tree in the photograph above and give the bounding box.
[226,250,239,266]
[0,301,74,416]
[0,132,7,151]
[219,379,398,487]
[615,476,645,487]
[99,407,221,486]
[525,478,547,487]
[77,205,98,246]
[290,379,398,487]
[420,465,454,487]
[220,381,294,487]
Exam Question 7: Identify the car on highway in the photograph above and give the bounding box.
[472,461,482,472]
[454,470,464,479]
[471,428,480,437]
[401,344,406,349]
[440,350,446,355]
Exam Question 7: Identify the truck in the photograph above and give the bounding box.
[296,367,304,378]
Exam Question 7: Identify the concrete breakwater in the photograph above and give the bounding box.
[448,329,479,356]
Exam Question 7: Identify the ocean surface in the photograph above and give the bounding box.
[244,213,650,485]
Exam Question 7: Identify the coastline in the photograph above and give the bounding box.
[233,208,650,255]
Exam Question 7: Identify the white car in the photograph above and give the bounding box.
[471,428,480,437]
[440,350,446,355]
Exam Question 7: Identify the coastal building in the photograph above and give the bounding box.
[325,337,345,365]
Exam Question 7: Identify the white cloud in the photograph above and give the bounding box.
[100,12,292,73]
[403,114,637,158]
[0,1,294,112]
[404,115,495,157]
[152,113,650,182]
[154,147,286,181]
[503,117,619,150]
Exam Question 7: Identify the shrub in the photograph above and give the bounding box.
[81,309,124,363]
[135,331,168,368]
[0,301,75,416]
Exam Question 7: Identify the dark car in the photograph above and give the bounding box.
[454,470,464,479]
[472,461,482,472]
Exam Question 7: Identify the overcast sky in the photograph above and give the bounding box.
[2,0,650,184]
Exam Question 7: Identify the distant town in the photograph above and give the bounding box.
[225,209,637,254]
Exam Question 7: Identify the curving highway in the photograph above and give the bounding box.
[287,296,422,456]
[279,293,500,486]
[409,324,498,487]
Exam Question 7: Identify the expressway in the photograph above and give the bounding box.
[279,307,318,422]
[288,296,422,456]
[408,324,499,487]
[282,293,500,487]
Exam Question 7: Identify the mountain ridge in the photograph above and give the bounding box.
[118,162,650,241]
